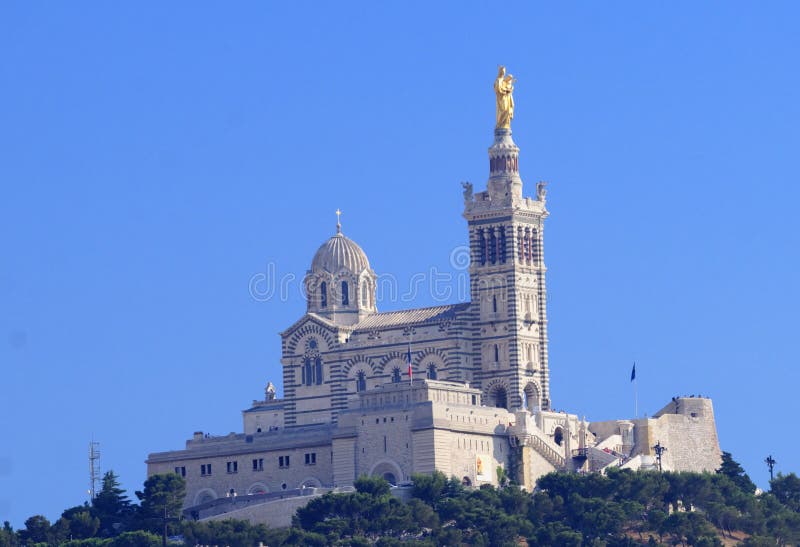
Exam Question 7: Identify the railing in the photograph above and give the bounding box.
[529,434,566,469]
[571,448,589,459]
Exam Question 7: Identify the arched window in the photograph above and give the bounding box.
[361,281,368,307]
[499,226,507,263]
[303,358,313,386]
[427,363,437,380]
[489,230,497,264]
[478,229,486,266]
[492,295,497,313]
[315,357,323,385]
[554,427,564,446]
[524,230,532,263]
[356,371,366,392]
[494,344,499,363]
[320,282,327,308]
[391,367,401,383]
[341,281,349,306]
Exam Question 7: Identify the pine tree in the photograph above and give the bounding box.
[134,473,186,535]
[0,521,19,547]
[717,451,757,494]
[92,470,133,536]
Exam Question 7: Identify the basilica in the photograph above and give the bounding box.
[146,70,722,517]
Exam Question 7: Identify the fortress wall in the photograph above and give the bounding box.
[588,420,622,443]
[527,446,557,487]
[202,493,321,528]
[353,407,416,483]
[412,429,436,474]
[635,398,721,473]
[147,437,332,507]
[332,437,356,486]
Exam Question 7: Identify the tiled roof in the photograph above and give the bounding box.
[353,303,469,331]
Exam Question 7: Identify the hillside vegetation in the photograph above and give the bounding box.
[3,453,799,546]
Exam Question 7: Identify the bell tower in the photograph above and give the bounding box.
[463,67,551,412]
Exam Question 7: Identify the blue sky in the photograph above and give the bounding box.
[1,1,799,528]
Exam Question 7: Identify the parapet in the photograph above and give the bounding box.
[654,396,714,420]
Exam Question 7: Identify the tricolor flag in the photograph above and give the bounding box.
[407,345,413,384]
[630,362,636,382]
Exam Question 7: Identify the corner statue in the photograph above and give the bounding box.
[494,65,515,130]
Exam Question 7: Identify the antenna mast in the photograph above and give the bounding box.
[88,440,101,501]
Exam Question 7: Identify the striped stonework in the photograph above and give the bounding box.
[146,115,721,513]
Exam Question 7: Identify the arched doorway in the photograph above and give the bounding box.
[489,385,509,409]
[523,382,540,411]
[247,483,268,496]
[370,460,403,486]
[193,488,217,506]
[299,477,322,489]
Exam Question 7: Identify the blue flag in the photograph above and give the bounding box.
[630,362,636,382]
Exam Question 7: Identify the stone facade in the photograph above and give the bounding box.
[146,111,722,514]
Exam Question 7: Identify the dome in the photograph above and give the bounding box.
[311,230,371,274]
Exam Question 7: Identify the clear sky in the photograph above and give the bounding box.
[1,1,799,529]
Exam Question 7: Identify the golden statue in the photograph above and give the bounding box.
[494,66,515,130]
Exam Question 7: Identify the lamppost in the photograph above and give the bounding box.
[652,441,667,472]
[156,500,179,547]
[765,455,776,481]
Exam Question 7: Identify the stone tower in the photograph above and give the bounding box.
[463,126,551,411]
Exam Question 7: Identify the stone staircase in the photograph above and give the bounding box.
[587,446,622,472]
[525,427,566,469]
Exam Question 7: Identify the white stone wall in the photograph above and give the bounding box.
[242,408,284,435]
[636,398,721,473]
[147,438,332,508]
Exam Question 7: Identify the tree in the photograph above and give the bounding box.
[49,516,72,545]
[771,472,800,512]
[496,465,509,488]
[134,473,186,535]
[411,470,448,507]
[109,530,161,547]
[93,471,133,536]
[181,519,276,546]
[67,511,101,539]
[717,451,757,494]
[18,515,50,544]
[0,522,18,547]
[353,475,391,497]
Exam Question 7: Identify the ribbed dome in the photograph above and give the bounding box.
[311,231,371,274]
